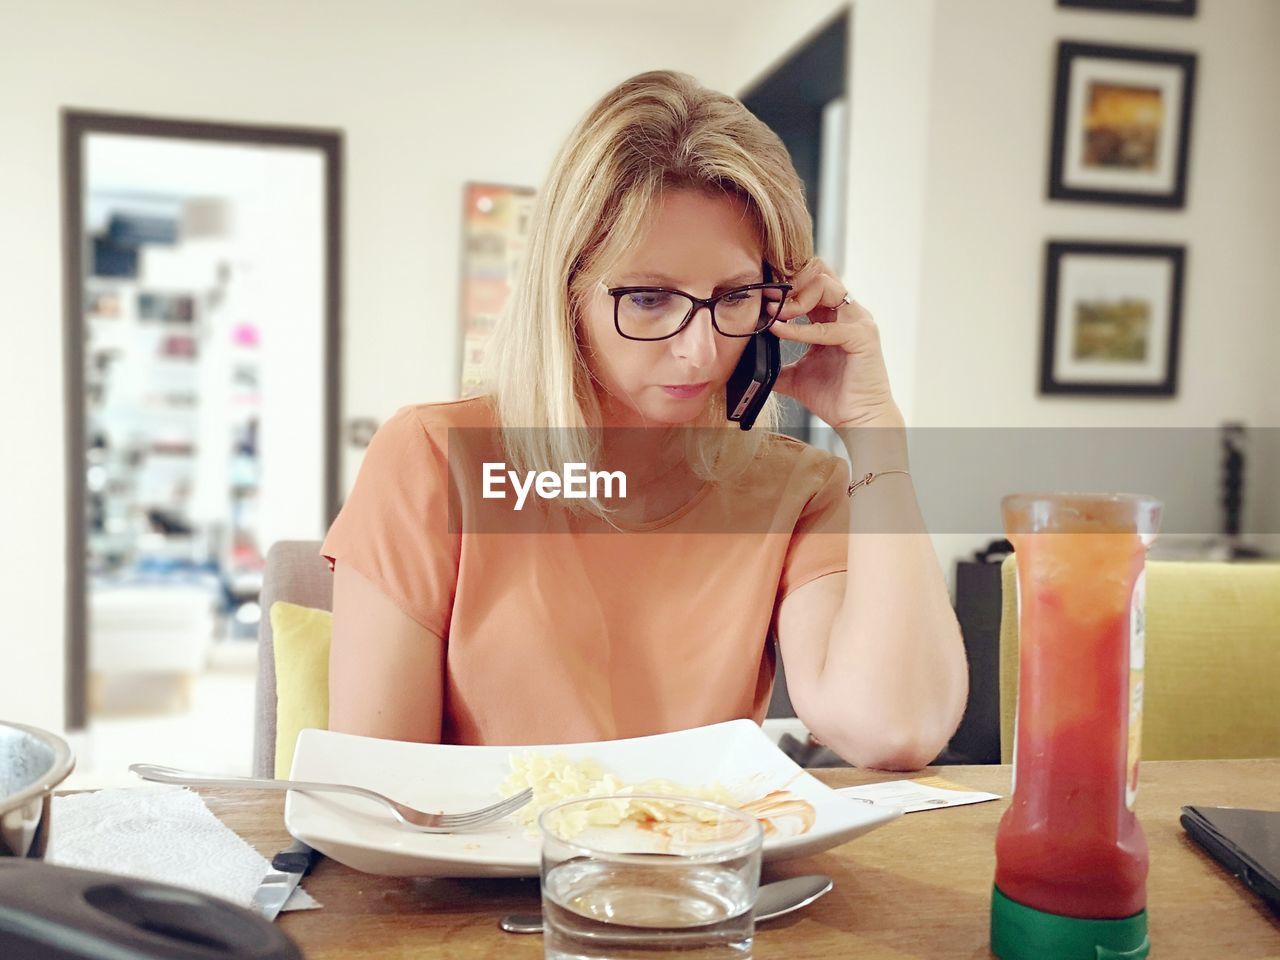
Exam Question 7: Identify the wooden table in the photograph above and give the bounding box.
[203,761,1280,959]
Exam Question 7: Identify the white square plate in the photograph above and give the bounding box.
[285,719,900,877]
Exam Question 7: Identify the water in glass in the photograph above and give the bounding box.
[543,857,754,959]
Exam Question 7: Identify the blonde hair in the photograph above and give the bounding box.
[484,70,814,503]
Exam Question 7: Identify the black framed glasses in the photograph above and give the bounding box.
[605,281,793,341]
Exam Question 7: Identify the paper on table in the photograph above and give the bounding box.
[47,785,320,912]
[836,776,1001,813]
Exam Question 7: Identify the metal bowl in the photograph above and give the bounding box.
[0,721,75,858]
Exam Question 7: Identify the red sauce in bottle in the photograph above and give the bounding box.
[996,499,1157,921]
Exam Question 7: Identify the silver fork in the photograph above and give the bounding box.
[129,763,533,833]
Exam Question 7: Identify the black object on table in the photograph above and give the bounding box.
[0,859,302,960]
[1181,805,1280,916]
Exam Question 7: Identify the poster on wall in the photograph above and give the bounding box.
[457,182,537,398]
[1040,240,1185,397]
[1048,41,1197,208]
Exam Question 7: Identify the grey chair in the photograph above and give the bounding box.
[253,540,332,778]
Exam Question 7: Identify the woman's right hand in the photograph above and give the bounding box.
[328,562,445,743]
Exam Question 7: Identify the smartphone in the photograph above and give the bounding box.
[726,264,783,431]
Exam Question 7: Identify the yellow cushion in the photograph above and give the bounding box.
[271,601,331,778]
[1000,557,1280,762]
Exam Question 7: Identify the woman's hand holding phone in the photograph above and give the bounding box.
[770,257,901,430]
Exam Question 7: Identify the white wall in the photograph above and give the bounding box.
[912,0,1280,431]
[0,0,846,732]
[840,0,1280,577]
[843,0,936,428]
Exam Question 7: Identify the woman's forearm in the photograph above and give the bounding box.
[812,415,969,769]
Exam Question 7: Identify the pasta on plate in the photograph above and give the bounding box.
[499,752,815,840]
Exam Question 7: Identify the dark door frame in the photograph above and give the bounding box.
[61,110,344,730]
[740,8,849,445]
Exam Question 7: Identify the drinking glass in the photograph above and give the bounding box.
[539,794,763,959]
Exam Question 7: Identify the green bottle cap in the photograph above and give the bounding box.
[991,886,1150,960]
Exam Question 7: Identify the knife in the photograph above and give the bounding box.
[253,839,317,921]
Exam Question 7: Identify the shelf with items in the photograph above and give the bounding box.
[82,251,270,644]
[83,276,208,579]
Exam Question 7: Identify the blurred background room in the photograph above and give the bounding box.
[1,0,1277,785]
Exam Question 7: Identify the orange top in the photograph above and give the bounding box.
[321,396,849,746]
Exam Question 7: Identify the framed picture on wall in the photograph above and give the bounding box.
[457,182,537,398]
[1048,41,1197,208]
[1040,241,1185,397]
[1057,0,1197,16]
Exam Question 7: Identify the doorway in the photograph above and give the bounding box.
[62,112,342,779]
[741,9,849,445]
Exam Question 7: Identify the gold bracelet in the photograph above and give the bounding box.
[846,469,911,498]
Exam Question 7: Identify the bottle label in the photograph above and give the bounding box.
[1126,569,1146,810]
[1011,566,1021,795]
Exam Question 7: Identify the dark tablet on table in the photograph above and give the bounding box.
[1181,804,1280,916]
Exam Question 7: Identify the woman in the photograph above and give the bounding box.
[323,70,966,770]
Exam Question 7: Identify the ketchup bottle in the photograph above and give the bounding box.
[991,493,1161,960]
